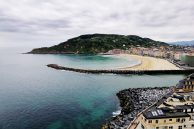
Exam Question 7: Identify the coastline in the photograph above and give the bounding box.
[46,54,189,75]
[101,54,142,70]
[117,54,180,70]
[46,54,182,74]
[111,54,142,69]
[102,87,174,129]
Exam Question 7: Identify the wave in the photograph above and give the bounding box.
[112,110,121,117]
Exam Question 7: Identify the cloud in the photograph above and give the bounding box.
[0,0,194,47]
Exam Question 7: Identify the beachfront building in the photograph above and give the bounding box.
[139,93,194,129]
[174,52,182,61]
[130,47,143,55]
[129,46,194,61]
[137,74,194,129]
[105,49,129,54]
[153,50,166,58]
[129,47,172,59]
[176,74,194,92]
[180,54,194,67]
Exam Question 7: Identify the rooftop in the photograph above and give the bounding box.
[143,109,190,119]
[143,91,194,119]
[176,73,194,89]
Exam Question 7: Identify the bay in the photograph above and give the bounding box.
[0,47,185,129]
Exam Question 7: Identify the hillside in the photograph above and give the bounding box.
[29,34,169,54]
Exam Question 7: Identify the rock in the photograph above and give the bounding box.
[102,87,173,129]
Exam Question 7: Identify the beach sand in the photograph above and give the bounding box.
[117,54,180,70]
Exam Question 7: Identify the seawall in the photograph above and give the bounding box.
[102,87,173,129]
[47,64,194,75]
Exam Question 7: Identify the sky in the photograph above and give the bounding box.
[0,0,194,48]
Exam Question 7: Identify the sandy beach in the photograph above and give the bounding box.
[118,54,180,70]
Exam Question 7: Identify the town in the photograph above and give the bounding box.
[132,74,194,129]
[105,45,194,69]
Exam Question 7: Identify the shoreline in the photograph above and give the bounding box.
[101,54,142,70]
[102,87,174,129]
[29,53,180,71]
[45,52,188,75]
[55,53,181,71]
[116,54,180,70]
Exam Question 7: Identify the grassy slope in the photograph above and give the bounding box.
[30,34,168,54]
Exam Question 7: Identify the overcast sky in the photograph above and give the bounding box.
[0,0,194,48]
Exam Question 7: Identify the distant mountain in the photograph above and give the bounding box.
[29,34,169,54]
[169,40,194,46]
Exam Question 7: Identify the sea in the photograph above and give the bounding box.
[0,47,185,129]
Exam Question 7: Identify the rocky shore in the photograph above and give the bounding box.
[102,87,174,129]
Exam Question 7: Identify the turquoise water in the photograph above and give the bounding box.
[0,48,186,129]
[45,54,140,70]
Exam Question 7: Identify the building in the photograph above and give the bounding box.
[174,52,182,61]
[180,54,194,67]
[176,74,194,92]
[139,94,194,129]
[137,74,194,129]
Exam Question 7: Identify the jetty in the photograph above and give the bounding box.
[47,64,194,75]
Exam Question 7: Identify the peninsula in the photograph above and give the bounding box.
[28,34,168,54]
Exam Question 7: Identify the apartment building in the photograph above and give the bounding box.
[138,74,194,129]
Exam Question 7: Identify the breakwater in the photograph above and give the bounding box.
[102,87,174,129]
[47,64,194,75]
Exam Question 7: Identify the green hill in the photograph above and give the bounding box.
[29,34,169,54]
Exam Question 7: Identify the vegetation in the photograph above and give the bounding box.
[29,34,169,54]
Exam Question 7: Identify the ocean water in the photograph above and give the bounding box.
[0,48,185,129]
[43,54,140,70]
